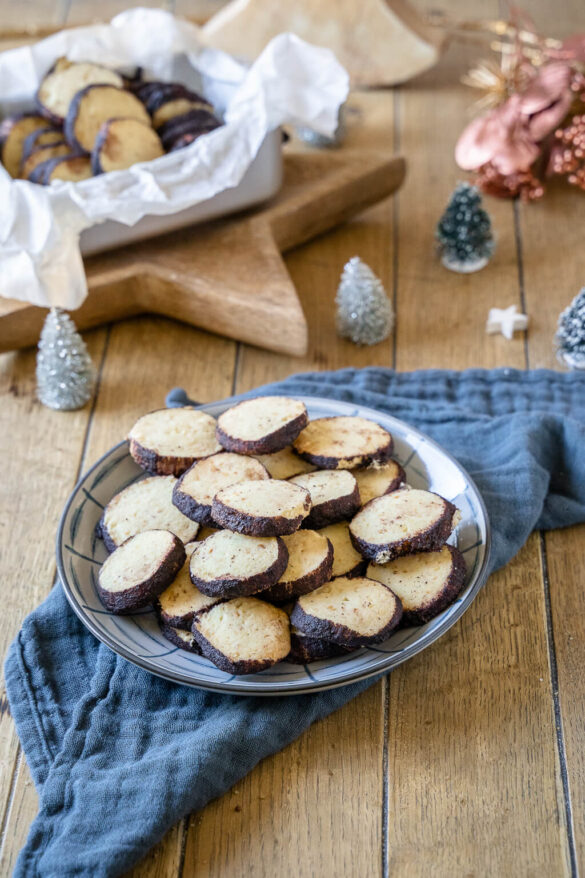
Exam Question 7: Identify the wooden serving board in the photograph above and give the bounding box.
[0,150,405,356]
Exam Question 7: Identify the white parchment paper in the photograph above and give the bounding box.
[0,8,348,308]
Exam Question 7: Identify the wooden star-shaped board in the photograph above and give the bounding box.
[0,150,405,356]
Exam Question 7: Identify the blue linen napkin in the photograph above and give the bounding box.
[6,367,585,878]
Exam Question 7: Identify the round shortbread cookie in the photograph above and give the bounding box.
[216,396,308,454]
[128,407,222,476]
[293,416,393,470]
[290,576,403,648]
[157,541,220,628]
[253,446,316,480]
[212,479,311,536]
[97,529,185,614]
[189,530,288,598]
[367,544,466,625]
[349,489,459,564]
[261,529,333,604]
[318,522,366,578]
[99,476,199,551]
[173,452,269,524]
[353,460,406,506]
[192,597,291,674]
[37,61,124,124]
[289,469,360,528]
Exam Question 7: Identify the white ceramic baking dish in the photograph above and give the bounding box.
[79,130,282,256]
[0,39,283,259]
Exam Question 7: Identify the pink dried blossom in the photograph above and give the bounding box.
[455,95,539,174]
[456,62,574,177]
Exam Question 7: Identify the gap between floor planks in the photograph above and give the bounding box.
[515,192,576,871]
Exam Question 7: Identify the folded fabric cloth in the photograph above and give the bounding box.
[6,367,585,878]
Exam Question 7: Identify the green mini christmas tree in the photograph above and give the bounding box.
[36,309,96,410]
[556,288,585,369]
[436,182,494,273]
[335,257,393,345]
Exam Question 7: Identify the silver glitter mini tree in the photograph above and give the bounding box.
[556,287,585,369]
[36,308,96,410]
[335,257,393,345]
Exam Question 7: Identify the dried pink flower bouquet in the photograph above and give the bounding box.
[455,13,585,200]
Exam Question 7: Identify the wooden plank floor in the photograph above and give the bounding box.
[1,1,584,876]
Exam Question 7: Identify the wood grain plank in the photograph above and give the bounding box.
[101,318,236,878]
[77,317,236,878]
[0,317,237,877]
[514,2,585,874]
[183,682,385,878]
[519,171,585,875]
[125,820,185,878]
[542,527,585,873]
[0,152,404,357]
[0,756,36,877]
[394,83,524,372]
[83,320,236,461]
[519,189,585,370]
[0,328,107,871]
[388,11,570,873]
[0,1,221,42]
[387,536,570,875]
[2,2,583,877]
[234,91,396,393]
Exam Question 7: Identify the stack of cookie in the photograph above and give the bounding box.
[0,60,222,182]
[95,397,466,674]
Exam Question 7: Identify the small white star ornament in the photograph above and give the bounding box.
[486,305,529,341]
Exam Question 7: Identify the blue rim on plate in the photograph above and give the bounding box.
[56,395,492,696]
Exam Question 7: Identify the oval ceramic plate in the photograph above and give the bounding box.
[57,395,491,695]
